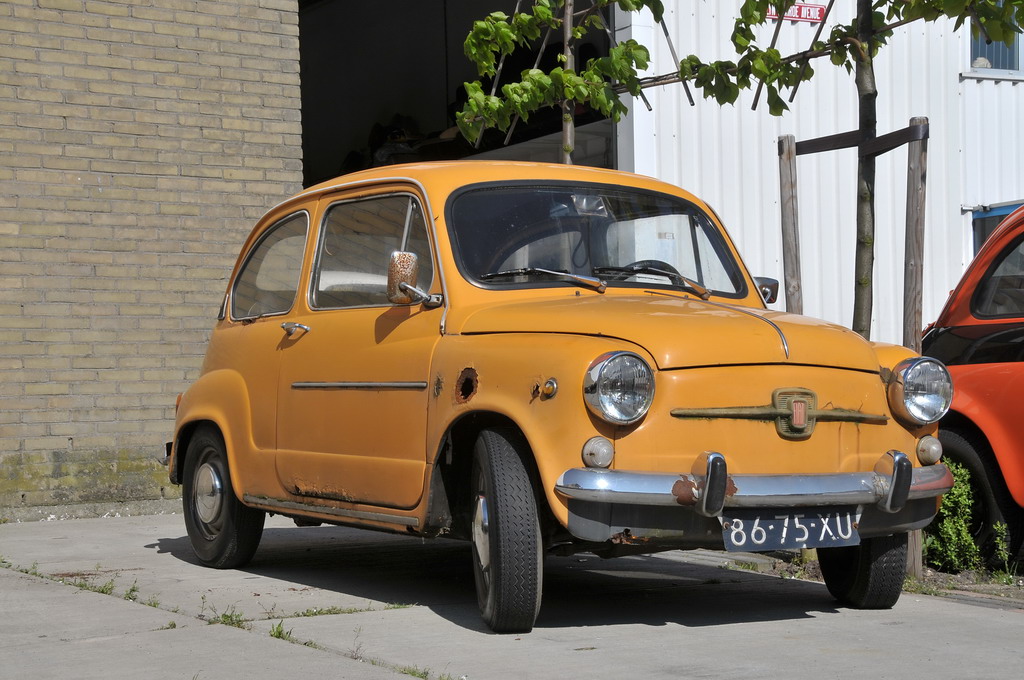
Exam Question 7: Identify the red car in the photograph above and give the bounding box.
[923,205,1024,562]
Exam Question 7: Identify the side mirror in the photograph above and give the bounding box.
[753,277,779,304]
[387,251,442,308]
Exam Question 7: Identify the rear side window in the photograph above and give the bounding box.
[973,234,1024,318]
[312,194,434,309]
[232,212,309,319]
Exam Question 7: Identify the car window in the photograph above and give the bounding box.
[604,212,738,292]
[231,212,309,319]
[312,194,434,309]
[448,184,745,297]
[972,234,1024,318]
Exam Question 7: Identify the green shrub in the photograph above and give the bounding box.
[924,460,982,572]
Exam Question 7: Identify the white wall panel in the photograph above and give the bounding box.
[617,1,982,344]
[963,77,1024,210]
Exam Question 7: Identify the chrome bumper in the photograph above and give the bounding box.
[555,451,953,517]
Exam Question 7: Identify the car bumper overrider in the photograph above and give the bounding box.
[555,451,953,548]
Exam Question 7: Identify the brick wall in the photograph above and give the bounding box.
[0,0,303,513]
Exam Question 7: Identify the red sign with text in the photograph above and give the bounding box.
[766,3,827,23]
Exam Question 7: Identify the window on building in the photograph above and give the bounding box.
[971,22,1021,70]
[973,203,1024,253]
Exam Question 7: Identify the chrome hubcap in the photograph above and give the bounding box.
[472,494,490,576]
[195,462,224,525]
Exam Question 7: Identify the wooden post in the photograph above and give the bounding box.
[903,116,928,580]
[903,117,928,352]
[778,135,803,314]
[780,135,813,564]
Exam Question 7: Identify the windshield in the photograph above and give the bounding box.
[448,183,746,297]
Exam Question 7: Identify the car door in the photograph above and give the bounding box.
[221,210,310,465]
[274,188,442,509]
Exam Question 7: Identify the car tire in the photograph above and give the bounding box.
[939,428,1024,563]
[470,427,543,633]
[182,425,265,569]
[818,532,907,609]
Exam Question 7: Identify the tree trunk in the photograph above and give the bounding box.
[852,0,876,339]
[560,0,575,164]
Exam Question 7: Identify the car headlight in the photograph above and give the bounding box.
[887,357,953,426]
[583,351,654,425]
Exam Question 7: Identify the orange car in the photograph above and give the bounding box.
[923,205,1024,562]
[165,161,953,632]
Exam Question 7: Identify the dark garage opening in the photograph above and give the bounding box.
[298,0,614,188]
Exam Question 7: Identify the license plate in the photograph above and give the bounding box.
[721,506,861,552]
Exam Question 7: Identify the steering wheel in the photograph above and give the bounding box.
[624,259,682,277]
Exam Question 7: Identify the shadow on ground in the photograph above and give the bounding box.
[147,524,842,631]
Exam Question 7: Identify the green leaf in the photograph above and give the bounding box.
[942,0,967,17]
[766,86,789,116]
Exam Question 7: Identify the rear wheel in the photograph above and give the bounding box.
[818,532,907,609]
[470,427,543,633]
[182,426,265,568]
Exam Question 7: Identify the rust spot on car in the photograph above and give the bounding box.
[672,475,737,506]
[455,367,478,403]
[291,482,356,503]
[610,528,650,545]
[672,478,697,505]
[725,476,738,497]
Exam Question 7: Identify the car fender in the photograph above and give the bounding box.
[173,368,279,500]
[945,366,1024,508]
[426,332,646,525]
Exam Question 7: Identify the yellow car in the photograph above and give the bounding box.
[165,161,953,633]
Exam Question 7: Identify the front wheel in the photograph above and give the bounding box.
[818,532,907,609]
[470,427,543,633]
[182,425,265,568]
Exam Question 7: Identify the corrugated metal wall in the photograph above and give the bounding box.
[616,1,984,344]
[962,76,1024,210]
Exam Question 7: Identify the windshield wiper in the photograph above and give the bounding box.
[592,265,711,300]
[480,267,606,293]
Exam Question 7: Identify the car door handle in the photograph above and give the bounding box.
[281,322,311,336]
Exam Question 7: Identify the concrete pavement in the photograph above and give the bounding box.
[1,512,1022,679]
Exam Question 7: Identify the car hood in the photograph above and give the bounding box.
[456,293,880,371]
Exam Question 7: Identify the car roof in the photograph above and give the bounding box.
[280,161,702,210]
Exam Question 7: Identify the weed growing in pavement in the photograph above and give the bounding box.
[733,561,761,572]
[292,602,411,618]
[144,595,161,608]
[902,576,943,597]
[19,561,42,577]
[989,522,1021,586]
[66,576,116,595]
[123,581,140,601]
[0,555,10,569]
[270,620,292,640]
[348,626,363,658]
[207,606,249,629]
[397,666,430,679]
[158,621,177,630]
[295,605,367,617]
